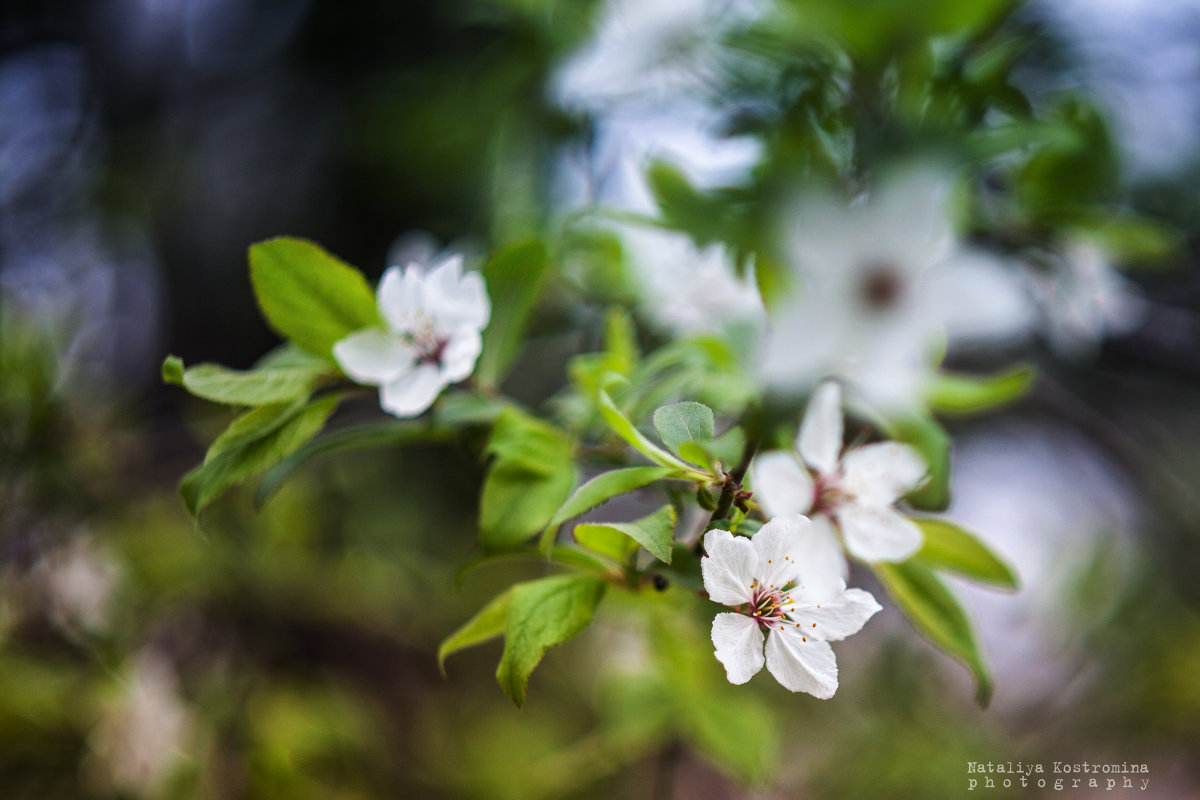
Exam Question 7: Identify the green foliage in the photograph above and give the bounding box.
[180,396,341,517]
[653,401,715,455]
[574,504,677,565]
[480,408,577,550]
[496,574,607,707]
[593,379,708,478]
[476,239,551,387]
[912,518,1018,589]
[874,560,993,707]
[248,237,380,359]
[924,364,1035,417]
[540,466,676,554]
[438,590,512,673]
[162,354,333,406]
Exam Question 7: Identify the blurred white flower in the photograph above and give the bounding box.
[751,382,928,591]
[759,164,1033,410]
[333,254,490,418]
[553,0,762,112]
[34,536,120,635]
[1027,240,1145,359]
[90,650,191,797]
[620,224,765,335]
[701,518,881,698]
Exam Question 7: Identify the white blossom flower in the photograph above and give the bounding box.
[701,518,881,697]
[751,381,928,590]
[1026,240,1145,359]
[333,254,489,418]
[759,164,1033,411]
[89,650,192,797]
[620,223,765,335]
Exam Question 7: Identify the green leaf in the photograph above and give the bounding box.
[438,590,511,674]
[912,518,1018,589]
[595,379,703,477]
[255,421,457,508]
[925,364,1035,417]
[678,427,746,473]
[480,407,578,551]
[476,239,550,387]
[433,392,509,427]
[875,560,993,707]
[161,355,331,406]
[180,395,340,517]
[540,466,675,554]
[486,406,574,476]
[248,237,379,358]
[496,574,607,707]
[653,401,715,455]
[480,461,578,551]
[603,306,640,375]
[572,522,639,564]
[574,504,677,564]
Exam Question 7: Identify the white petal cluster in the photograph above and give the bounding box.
[760,164,1033,411]
[752,381,928,587]
[333,254,490,418]
[701,517,881,697]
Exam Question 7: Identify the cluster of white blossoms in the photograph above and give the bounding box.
[333,254,490,418]
[702,517,881,698]
[752,381,929,588]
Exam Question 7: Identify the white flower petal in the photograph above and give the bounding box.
[701,529,759,607]
[797,587,881,642]
[923,249,1034,343]
[440,327,482,383]
[379,363,446,418]
[836,504,923,563]
[426,255,490,330]
[750,515,808,589]
[378,265,426,332]
[332,328,413,385]
[840,442,927,506]
[764,627,838,698]
[711,612,765,685]
[797,380,843,475]
[794,515,850,599]
[750,451,814,518]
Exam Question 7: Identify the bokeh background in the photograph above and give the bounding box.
[2,0,1200,798]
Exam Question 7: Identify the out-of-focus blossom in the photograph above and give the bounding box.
[89,650,192,798]
[553,0,762,112]
[34,536,121,635]
[1026,240,1146,359]
[759,165,1033,411]
[702,519,881,698]
[333,255,490,418]
[620,224,765,335]
[751,381,928,591]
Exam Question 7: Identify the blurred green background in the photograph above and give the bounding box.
[2,0,1200,797]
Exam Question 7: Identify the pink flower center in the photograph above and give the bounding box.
[746,582,795,630]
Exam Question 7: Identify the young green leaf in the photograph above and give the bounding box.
[496,574,607,707]
[161,355,331,406]
[539,466,676,554]
[248,237,379,359]
[475,239,550,387]
[572,522,639,564]
[180,395,340,517]
[653,401,715,455]
[437,590,511,674]
[874,560,994,707]
[480,461,578,551]
[925,365,1035,417]
[595,379,706,477]
[486,406,574,477]
[912,518,1019,589]
[574,504,677,565]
